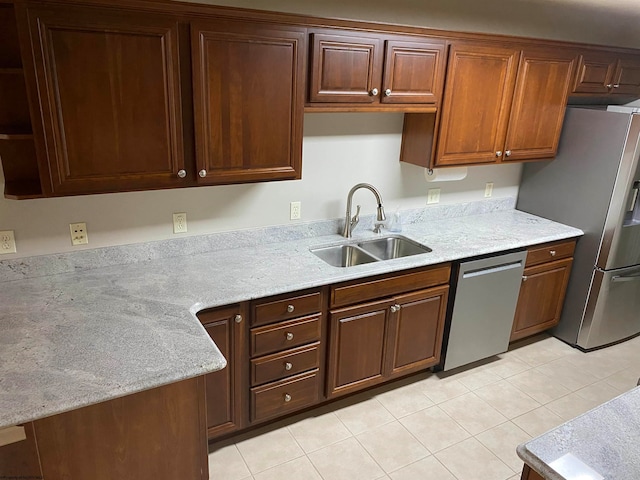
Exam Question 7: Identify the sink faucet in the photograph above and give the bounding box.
[343,183,386,238]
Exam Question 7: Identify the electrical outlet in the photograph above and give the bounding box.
[0,230,16,254]
[173,213,188,234]
[485,182,494,198]
[290,201,301,220]
[427,188,441,205]
[69,223,88,246]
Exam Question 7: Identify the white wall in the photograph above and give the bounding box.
[0,113,522,258]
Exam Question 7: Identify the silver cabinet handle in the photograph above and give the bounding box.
[384,88,392,96]
[284,393,292,402]
[287,305,295,313]
[285,332,294,341]
[496,151,503,157]
[198,169,207,178]
[390,304,401,313]
[522,275,528,282]
[234,314,242,323]
[606,84,613,89]
[370,88,379,96]
[505,150,512,157]
[550,250,557,257]
[284,362,293,371]
[613,84,620,88]
[177,169,187,178]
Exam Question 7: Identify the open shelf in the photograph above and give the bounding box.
[0,4,22,69]
[0,138,43,199]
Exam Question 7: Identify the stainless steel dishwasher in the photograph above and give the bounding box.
[443,250,527,371]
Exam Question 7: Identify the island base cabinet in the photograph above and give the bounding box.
[521,464,545,480]
[0,424,42,479]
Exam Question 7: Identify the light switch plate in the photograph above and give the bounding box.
[427,188,441,205]
[485,182,494,198]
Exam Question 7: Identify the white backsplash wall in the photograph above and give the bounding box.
[0,113,522,259]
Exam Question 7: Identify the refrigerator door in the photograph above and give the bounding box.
[578,265,640,349]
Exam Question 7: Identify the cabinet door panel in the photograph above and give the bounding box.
[504,49,575,162]
[381,39,446,104]
[193,22,304,183]
[26,6,185,195]
[572,53,615,94]
[435,43,519,166]
[309,32,382,103]
[612,56,640,95]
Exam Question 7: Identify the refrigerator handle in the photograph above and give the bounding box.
[612,273,640,282]
[628,181,639,213]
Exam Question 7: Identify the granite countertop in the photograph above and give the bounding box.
[517,386,640,480]
[0,201,583,428]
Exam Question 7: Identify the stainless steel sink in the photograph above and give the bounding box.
[310,235,431,267]
[357,235,432,260]
[310,244,378,267]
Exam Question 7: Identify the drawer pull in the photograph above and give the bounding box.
[287,304,295,313]
[390,304,401,313]
[234,314,243,323]
[284,393,292,402]
[285,332,294,341]
[522,275,528,282]
[549,250,557,257]
[284,362,293,371]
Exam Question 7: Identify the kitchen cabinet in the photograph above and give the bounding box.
[191,20,305,184]
[308,29,446,108]
[327,266,450,398]
[520,465,545,480]
[510,239,576,342]
[198,305,248,439]
[21,3,188,196]
[572,51,640,96]
[0,424,42,479]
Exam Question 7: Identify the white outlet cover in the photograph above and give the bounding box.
[0,230,17,254]
[290,202,301,220]
[69,223,88,246]
[427,188,441,205]
[173,213,188,234]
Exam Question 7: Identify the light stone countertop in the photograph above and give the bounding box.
[517,386,640,480]
[0,202,583,428]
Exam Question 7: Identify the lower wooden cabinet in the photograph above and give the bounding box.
[520,464,545,480]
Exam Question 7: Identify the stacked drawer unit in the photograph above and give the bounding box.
[249,289,326,424]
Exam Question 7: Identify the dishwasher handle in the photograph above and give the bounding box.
[462,260,524,279]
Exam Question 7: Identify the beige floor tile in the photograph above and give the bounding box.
[575,379,625,405]
[308,437,385,480]
[415,376,470,404]
[439,392,508,435]
[476,422,532,472]
[253,456,322,480]
[603,367,640,392]
[435,437,513,480]
[399,405,470,453]
[236,428,305,474]
[334,398,396,435]
[389,456,456,480]
[374,383,434,418]
[507,337,569,367]
[474,379,541,419]
[545,392,601,421]
[208,444,252,480]
[507,369,572,404]
[562,350,630,379]
[485,356,532,379]
[512,406,565,437]
[287,411,352,453]
[534,358,600,391]
[356,422,430,473]
[455,368,503,391]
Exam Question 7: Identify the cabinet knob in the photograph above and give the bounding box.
[496,151,503,157]
[549,250,557,257]
[613,84,620,88]
[390,304,401,313]
[177,169,187,178]
[505,150,512,157]
[384,88,392,96]
[287,304,295,313]
[284,393,292,403]
[284,362,293,371]
[370,88,379,96]
[522,275,528,282]
[198,169,207,178]
[285,332,294,341]
[234,314,242,323]
[606,84,613,89]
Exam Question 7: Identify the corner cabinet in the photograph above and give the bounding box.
[21,4,188,195]
[191,21,305,184]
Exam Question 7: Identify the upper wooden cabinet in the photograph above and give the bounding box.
[408,42,575,168]
[308,29,446,108]
[22,4,187,196]
[191,21,305,184]
[572,51,640,96]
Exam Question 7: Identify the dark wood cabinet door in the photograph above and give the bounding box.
[503,48,575,162]
[192,21,305,184]
[309,31,382,103]
[435,43,519,166]
[386,286,449,377]
[510,257,573,342]
[199,305,247,439]
[381,39,446,104]
[25,5,186,195]
[572,52,616,94]
[612,55,640,95]
[327,299,390,398]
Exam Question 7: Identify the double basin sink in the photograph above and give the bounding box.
[311,235,432,267]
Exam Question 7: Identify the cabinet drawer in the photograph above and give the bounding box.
[331,264,451,308]
[526,239,576,267]
[251,315,321,357]
[251,370,320,422]
[251,342,321,386]
[252,291,322,327]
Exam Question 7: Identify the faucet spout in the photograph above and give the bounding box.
[342,183,386,238]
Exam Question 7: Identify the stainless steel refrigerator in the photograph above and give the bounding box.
[517,106,640,350]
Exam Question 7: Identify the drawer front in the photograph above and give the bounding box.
[251,342,321,386]
[251,370,320,423]
[251,315,321,357]
[526,239,576,267]
[252,291,322,327]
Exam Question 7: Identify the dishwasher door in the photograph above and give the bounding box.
[443,250,527,371]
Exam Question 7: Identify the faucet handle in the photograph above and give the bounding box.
[351,205,361,229]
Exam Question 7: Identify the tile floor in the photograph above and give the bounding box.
[208,333,640,480]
